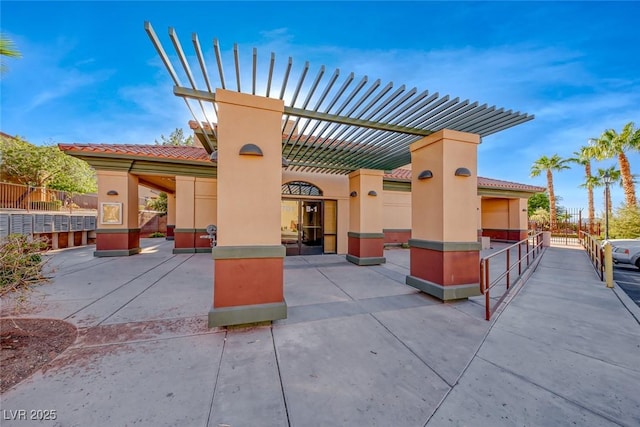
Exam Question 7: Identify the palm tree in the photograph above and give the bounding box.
[570,145,596,233]
[592,122,640,207]
[531,154,570,232]
[0,33,21,74]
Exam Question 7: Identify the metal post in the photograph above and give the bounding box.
[603,171,612,240]
[485,258,491,321]
[603,242,613,288]
[506,248,510,289]
[518,243,522,275]
[605,183,610,240]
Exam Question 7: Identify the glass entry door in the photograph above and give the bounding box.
[281,199,324,255]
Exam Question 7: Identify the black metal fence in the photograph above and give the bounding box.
[530,207,602,246]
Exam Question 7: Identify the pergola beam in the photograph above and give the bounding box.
[173,86,434,137]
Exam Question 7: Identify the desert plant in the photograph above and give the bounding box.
[0,234,49,297]
[608,205,640,239]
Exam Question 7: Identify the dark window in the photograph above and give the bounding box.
[281,181,323,196]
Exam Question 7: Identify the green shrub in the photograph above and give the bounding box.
[609,205,640,239]
[148,232,165,238]
[0,234,49,297]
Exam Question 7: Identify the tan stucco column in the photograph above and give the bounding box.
[209,89,286,327]
[509,198,529,241]
[173,176,196,253]
[347,169,386,265]
[406,129,481,300]
[94,170,141,257]
[194,177,217,251]
[166,192,176,241]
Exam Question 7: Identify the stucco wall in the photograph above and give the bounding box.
[383,190,411,230]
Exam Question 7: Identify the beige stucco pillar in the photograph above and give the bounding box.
[509,198,529,240]
[209,89,286,327]
[193,177,217,251]
[347,169,385,265]
[406,129,481,300]
[173,176,196,253]
[94,170,140,257]
[166,191,176,241]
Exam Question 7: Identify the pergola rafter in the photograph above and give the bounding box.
[145,22,534,174]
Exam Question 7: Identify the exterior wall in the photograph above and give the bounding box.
[383,189,411,244]
[282,170,349,254]
[94,170,140,256]
[481,197,528,241]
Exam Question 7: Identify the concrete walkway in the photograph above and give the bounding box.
[1,240,639,426]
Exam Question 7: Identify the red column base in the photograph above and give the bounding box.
[482,229,528,242]
[209,245,287,327]
[94,228,141,257]
[405,239,481,300]
[347,232,386,266]
[173,228,212,254]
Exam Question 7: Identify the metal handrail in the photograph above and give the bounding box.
[480,231,544,321]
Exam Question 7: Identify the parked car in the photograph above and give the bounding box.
[607,238,640,269]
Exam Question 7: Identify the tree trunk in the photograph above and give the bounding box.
[547,169,557,231]
[618,152,637,207]
[586,163,594,234]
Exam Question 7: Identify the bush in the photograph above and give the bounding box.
[148,232,165,238]
[0,234,49,297]
[609,206,640,239]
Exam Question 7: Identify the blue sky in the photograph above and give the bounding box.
[2,1,639,211]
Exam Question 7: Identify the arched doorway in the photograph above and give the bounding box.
[281,181,336,255]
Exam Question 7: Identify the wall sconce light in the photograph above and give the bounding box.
[418,170,433,180]
[368,190,378,197]
[350,191,358,197]
[522,209,527,212]
[282,157,290,167]
[209,151,218,163]
[239,143,263,156]
[455,167,472,177]
[106,190,119,196]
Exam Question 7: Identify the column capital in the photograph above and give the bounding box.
[348,168,385,179]
[215,88,284,113]
[410,129,480,152]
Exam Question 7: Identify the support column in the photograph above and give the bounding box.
[166,192,176,240]
[508,198,529,241]
[194,177,217,252]
[406,129,481,300]
[94,171,141,257]
[209,89,286,327]
[173,176,196,253]
[346,169,385,265]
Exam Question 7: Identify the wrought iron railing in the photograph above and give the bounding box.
[480,231,544,321]
[0,182,97,212]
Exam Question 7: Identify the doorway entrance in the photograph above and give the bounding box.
[281,199,323,255]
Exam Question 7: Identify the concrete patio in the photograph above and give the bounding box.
[1,239,639,426]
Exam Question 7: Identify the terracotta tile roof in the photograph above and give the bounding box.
[384,168,545,193]
[58,143,210,162]
[58,144,544,193]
